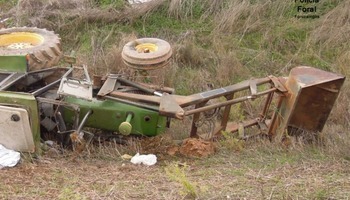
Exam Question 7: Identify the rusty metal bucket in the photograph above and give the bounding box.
[270,66,345,138]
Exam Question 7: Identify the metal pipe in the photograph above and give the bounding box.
[179,77,272,108]
[260,85,274,118]
[125,113,133,123]
[267,94,284,136]
[0,72,26,91]
[32,78,62,97]
[61,67,74,80]
[190,101,208,137]
[77,110,93,133]
[36,97,80,111]
[104,96,159,112]
[55,111,67,132]
[185,88,277,116]
[0,73,17,89]
[220,93,234,133]
[117,77,163,96]
[228,119,259,133]
[82,65,91,83]
[77,110,93,138]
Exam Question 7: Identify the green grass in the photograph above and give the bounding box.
[90,0,126,9]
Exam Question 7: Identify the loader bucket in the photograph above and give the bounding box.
[271,66,345,138]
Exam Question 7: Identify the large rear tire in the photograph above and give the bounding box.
[0,27,62,71]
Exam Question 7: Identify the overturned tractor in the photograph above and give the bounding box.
[0,27,345,153]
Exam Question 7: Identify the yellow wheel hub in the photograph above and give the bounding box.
[135,43,158,53]
[0,32,44,49]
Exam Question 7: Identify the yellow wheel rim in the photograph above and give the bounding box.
[0,32,44,49]
[135,43,158,53]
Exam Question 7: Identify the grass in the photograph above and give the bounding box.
[1,136,349,199]
[165,162,198,198]
[0,0,350,199]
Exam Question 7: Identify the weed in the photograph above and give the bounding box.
[313,189,330,200]
[58,187,87,200]
[92,0,125,9]
[220,131,245,152]
[164,162,198,198]
[229,103,245,122]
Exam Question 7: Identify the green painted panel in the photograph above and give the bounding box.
[0,55,28,73]
[0,91,40,153]
[63,97,167,136]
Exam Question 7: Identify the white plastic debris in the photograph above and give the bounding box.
[128,0,153,4]
[44,140,54,147]
[0,144,20,169]
[130,153,157,166]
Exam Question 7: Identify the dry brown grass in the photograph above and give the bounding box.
[168,0,195,20]
[200,0,226,20]
[1,0,166,32]
[215,52,250,86]
[214,0,251,34]
[322,124,350,160]
[3,0,123,29]
[168,0,225,20]
[87,32,138,75]
[1,135,350,199]
[124,0,165,22]
[336,50,350,76]
[174,39,210,67]
[214,0,293,34]
[311,0,350,49]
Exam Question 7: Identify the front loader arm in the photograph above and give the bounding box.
[101,76,286,118]
[97,66,345,140]
[97,74,288,138]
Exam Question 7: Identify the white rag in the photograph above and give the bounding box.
[130,153,157,166]
[0,144,20,169]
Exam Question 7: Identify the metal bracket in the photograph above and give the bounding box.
[159,93,184,119]
[268,75,287,93]
[97,76,117,97]
[57,65,93,101]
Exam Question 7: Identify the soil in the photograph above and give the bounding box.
[139,135,216,158]
[179,138,216,158]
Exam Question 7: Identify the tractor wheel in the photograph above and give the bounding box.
[122,38,172,70]
[0,27,62,71]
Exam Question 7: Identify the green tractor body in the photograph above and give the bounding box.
[63,96,167,137]
[0,55,27,73]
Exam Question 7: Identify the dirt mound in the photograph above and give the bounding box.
[138,135,216,159]
[179,138,216,158]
